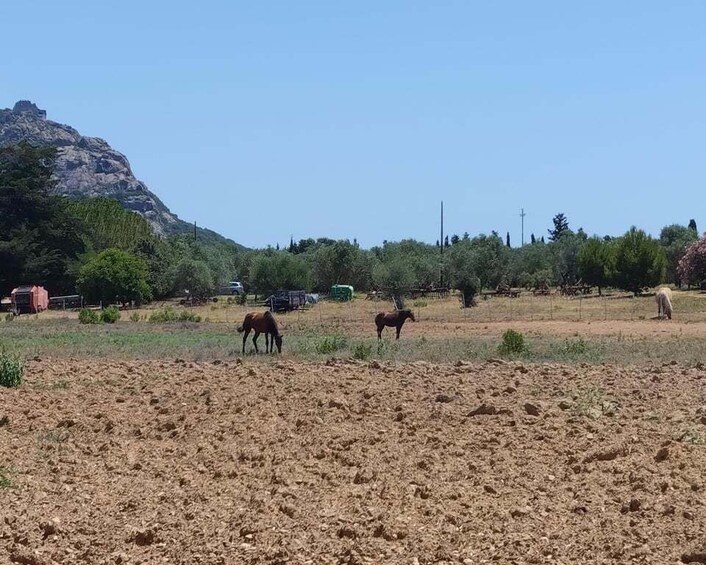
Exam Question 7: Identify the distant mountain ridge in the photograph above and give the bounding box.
[0,100,238,245]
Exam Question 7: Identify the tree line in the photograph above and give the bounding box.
[3,141,706,306]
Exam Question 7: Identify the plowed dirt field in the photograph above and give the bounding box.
[1,358,705,564]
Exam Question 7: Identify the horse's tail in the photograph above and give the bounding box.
[237,312,251,333]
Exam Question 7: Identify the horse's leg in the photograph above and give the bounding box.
[265,332,270,353]
[242,328,251,354]
[396,323,401,340]
[377,324,383,340]
[253,331,260,354]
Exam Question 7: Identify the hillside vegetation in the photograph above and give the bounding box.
[2,141,705,305]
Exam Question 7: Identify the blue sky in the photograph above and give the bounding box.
[3,1,705,248]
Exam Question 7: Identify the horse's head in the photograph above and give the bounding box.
[405,309,415,322]
[274,334,283,353]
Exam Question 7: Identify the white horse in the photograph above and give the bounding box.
[655,287,673,320]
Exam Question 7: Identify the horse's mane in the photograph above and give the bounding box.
[263,310,281,335]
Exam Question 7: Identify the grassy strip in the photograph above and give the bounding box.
[2,319,706,365]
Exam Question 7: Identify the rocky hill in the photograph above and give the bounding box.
[0,100,232,243]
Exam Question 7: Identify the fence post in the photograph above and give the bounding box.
[579,296,582,321]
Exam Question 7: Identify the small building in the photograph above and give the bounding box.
[330,284,354,301]
[11,285,49,314]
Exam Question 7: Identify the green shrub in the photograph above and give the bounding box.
[4,313,14,322]
[680,430,706,445]
[0,466,12,488]
[316,335,347,354]
[149,308,201,323]
[497,329,527,356]
[571,386,617,418]
[352,342,373,360]
[0,352,23,388]
[100,305,121,324]
[78,308,100,324]
[129,312,140,322]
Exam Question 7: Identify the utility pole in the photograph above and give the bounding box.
[440,201,444,287]
[520,208,526,246]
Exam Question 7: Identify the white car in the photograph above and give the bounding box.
[229,281,245,295]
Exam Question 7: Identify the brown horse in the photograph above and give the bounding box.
[237,311,283,354]
[375,309,415,340]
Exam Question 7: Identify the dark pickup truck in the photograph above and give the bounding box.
[264,290,307,312]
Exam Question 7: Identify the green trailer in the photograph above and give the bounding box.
[330,284,354,301]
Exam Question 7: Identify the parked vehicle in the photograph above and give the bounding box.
[11,285,49,314]
[264,290,307,312]
[228,281,245,295]
[330,284,354,301]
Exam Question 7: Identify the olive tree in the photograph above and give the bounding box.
[77,248,151,305]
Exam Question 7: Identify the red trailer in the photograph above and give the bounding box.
[11,285,49,314]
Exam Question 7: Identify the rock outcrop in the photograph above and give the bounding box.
[2,101,188,237]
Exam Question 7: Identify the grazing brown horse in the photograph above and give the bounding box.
[237,311,283,354]
[375,309,415,340]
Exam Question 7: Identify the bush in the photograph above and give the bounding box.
[100,305,121,324]
[78,308,101,324]
[316,335,347,354]
[149,308,201,323]
[352,342,373,360]
[129,312,140,322]
[0,351,23,387]
[497,329,527,356]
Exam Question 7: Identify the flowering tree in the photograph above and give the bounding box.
[677,235,706,286]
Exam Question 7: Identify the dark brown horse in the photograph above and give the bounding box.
[375,309,415,340]
[237,311,283,354]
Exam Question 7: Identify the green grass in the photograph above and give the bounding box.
[33,379,69,391]
[1,318,706,365]
[680,430,706,445]
[315,335,348,354]
[0,351,23,387]
[570,386,618,418]
[0,466,13,488]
